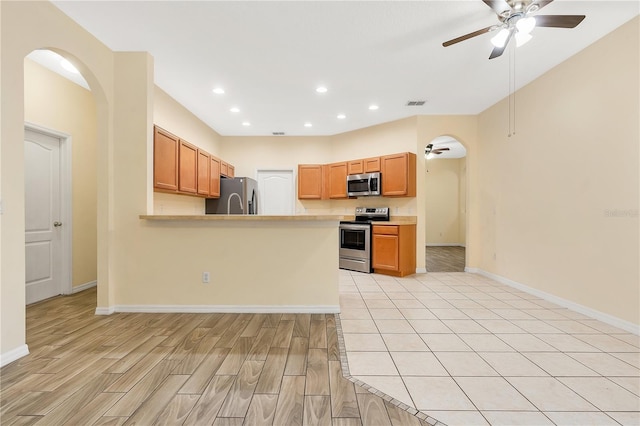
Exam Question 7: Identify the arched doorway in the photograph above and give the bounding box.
[22,49,99,321]
[424,136,467,272]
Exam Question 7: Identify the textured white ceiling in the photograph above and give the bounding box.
[51,1,638,137]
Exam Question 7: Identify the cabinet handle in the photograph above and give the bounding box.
[53,221,62,227]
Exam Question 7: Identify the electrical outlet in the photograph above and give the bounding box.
[202,272,210,284]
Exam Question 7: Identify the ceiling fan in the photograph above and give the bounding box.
[442,0,586,59]
[425,144,450,158]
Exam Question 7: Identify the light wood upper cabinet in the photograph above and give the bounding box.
[209,156,221,198]
[364,156,381,172]
[328,162,348,199]
[372,224,416,277]
[381,152,416,197]
[153,126,179,192]
[220,161,229,177]
[228,164,235,178]
[298,164,324,199]
[347,160,364,175]
[178,140,198,194]
[197,150,211,197]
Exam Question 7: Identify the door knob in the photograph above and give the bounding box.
[53,221,62,227]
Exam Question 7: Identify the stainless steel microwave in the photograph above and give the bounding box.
[347,172,381,197]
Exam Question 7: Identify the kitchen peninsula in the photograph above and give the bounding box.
[136,214,349,313]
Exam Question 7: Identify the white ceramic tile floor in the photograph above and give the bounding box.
[338,270,640,425]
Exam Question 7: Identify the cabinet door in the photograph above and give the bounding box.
[153,126,179,192]
[197,150,210,196]
[228,164,235,178]
[347,160,364,175]
[209,156,221,198]
[220,161,229,177]
[364,157,381,172]
[298,164,323,199]
[381,152,416,197]
[178,140,198,194]
[328,162,348,199]
[372,233,399,271]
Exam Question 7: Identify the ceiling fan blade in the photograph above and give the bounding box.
[482,0,512,16]
[535,0,555,11]
[535,15,586,28]
[489,28,514,59]
[443,26,494,47]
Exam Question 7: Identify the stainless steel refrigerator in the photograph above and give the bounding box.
[205,177,258,214]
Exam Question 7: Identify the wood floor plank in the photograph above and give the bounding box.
[215,337,253,375]
[272,375,305,426]
[215,316,252,348]
[4,415,43,426]
[357,393,392,426]
[178,347,229,394]
[166,326,210,359]
[92,416,128,426]
[58,392,124,426]
[217,360,264,418]
[213,418,244,426]
[206,313,240,336]
[303,395,331,426]
[246,328,276,362]
[160,316,207,347]
[104,346,175,392]
[305,348,330,396]
[182,375,235,426]
[104,360,181,417]
[172,335,220,375]
[328,360,359,418]
[283,337,309,376]
[292,314,311,338]
[240,314,267,338]
[326,325,340,361]
[151,393,200,426]
[104,336,168,374]
[309,320,327,349]
[122,374,189,425]
[384,400,425,426]
[242,393,278,425]
[254,347,288,394]
[262,314,283,328]
[332,419,363,426]
[271,320,295,348]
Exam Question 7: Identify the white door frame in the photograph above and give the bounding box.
[256,169,295,215]
[25,122,73,296]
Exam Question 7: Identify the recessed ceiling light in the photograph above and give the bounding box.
[369,104,379,110]
[230,107,240,113]
[60,58,79,74]
[316,86,328,93]
[212,87,225,95]
[337,114,346,119]
[304,122,312,128]
[242,121,251,126]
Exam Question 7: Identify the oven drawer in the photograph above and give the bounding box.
[373,225,398,235]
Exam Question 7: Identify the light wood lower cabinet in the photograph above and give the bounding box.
[372,224,416,277]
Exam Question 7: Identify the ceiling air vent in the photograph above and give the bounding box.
[406,100,426,106]
[272,132,285,136]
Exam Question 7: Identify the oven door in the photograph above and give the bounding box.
[339,223,371,261]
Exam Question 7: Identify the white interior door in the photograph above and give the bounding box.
[257,170,294,215]
[25,129,63,304]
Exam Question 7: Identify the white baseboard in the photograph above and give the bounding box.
[97,305,340,314]
[416,268,427,274]
[72,280,96,294]
[95,306,116,315]
[1,344,29,367]
[426,243,465,247]
[465,267,640,336]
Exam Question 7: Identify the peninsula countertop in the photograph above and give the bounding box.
[139,214,417,224]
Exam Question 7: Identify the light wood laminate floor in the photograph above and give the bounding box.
[1,288,435,426]
[425,246,465,273]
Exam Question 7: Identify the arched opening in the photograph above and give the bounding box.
[23,48,99,309]
[424,135,467,272]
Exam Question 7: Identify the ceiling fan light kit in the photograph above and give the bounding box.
[443,0,586,59]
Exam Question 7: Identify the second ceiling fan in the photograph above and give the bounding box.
[442,0,586,59]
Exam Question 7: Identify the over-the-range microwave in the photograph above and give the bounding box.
[347,172,381,197]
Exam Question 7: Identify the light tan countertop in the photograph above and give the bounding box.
[139,214,351,221]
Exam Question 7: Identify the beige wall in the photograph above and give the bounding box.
[476,16,639,324]
[24,58,97,288]
[425,158,465,245]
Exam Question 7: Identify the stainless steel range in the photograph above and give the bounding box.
[339,207,389,273]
